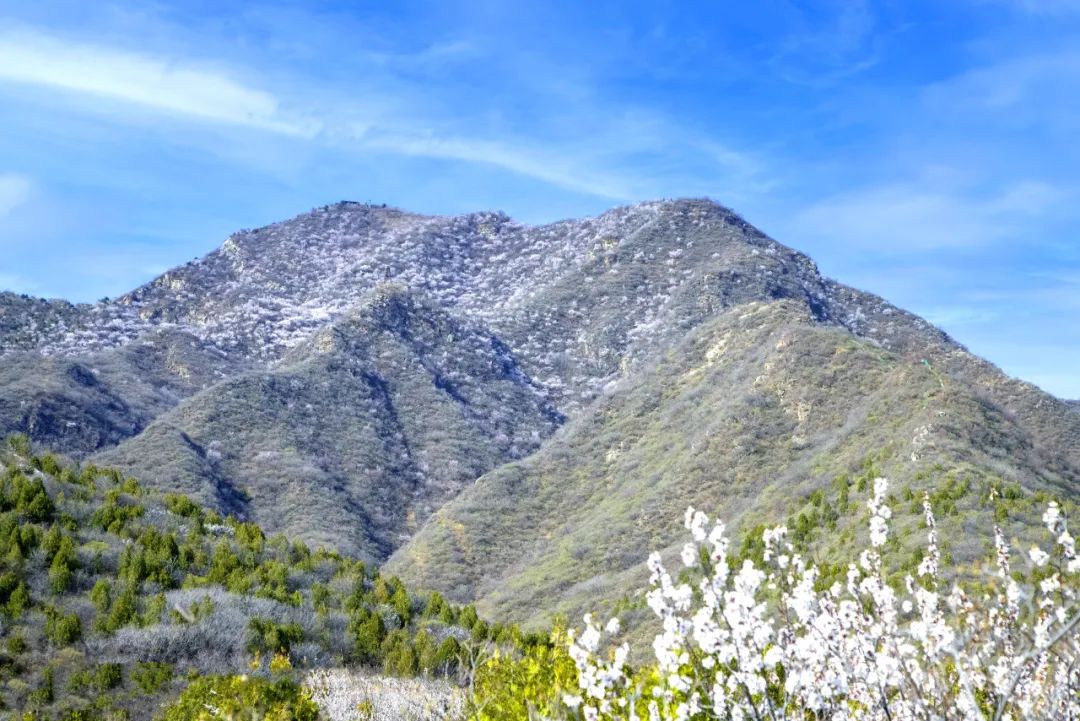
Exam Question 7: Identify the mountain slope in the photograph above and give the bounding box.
[0,439,500,720]
[0,328,244,456]
[93,287,561,560]
[387,298,1080,626]
[1,198,1077,619]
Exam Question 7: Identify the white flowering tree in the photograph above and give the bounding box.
[564,479,1079,721]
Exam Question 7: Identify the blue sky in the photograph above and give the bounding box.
[0,1,1077,397]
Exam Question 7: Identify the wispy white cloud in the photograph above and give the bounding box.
[769,0,881,86]
[690,140,779,197]
[366,41,480,75]
[980,0,1080,15]
[922,50,1080,128]
[0,29,318,136]
[922,306,999,327]
[788,179,1069,252]
[0,25,773,203]
[0,172,31,216]
[1028,269,1080,288]
[352,124,775,203]
[358,131,637,201]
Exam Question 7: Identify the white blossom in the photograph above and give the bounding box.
[1030,546,1051,567]
[560,477,1080,721]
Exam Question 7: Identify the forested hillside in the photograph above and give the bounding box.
[0,435,535,719]
[2,198,1078,642]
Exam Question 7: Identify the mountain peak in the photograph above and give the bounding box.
[0,197,951,386]
[2,197,1078,632]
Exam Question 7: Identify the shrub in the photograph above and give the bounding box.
[0,572,30,618]
[269,650,293,674]
[458,605,479,630]
[311,582,333,615]
[131,662,173,694]
[6,433,32,457]
[380,629,417,677]
[94,663,123,691]
[424,591,448,620]
[432,637,462,676]
[390,584,412,626]
[158,675,319,721]
[414,629,437,673]
[43,605,81,645]
[48,536,78,594]
[90,579,111,614]
[6,631,27,654]
[34,453,62,478]
[305,669,463,721]
[468,633,577,721]
[208,541,241,584]
[42,524,63,558]
[142,592,166,626]
[543,480,1080,721]
[164,493,202,520]
[5,474,54,522]
[28,666,55,706]
[349,609,386,664]
[234,521,266,557]
[99,583,138,633]
[66,668,93,694]
[248,617,304,655]
[0,514,37,564]
[90,492,145,533]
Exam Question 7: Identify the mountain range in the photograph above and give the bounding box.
[2,198,1077,627]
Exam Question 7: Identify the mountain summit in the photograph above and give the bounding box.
[2,199,1077,620]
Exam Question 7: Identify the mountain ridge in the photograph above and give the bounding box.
[92,285,563,559]
[1,198,1077,621]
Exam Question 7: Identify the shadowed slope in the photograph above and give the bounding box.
[1,198,1076,606]
[387,298,1080,626]
[0,328,244,455]
[94,287,562,560]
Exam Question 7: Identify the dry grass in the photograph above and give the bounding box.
[305,668,464,721]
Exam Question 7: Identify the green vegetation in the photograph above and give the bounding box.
[0,435,531,720]
[2,199,1079,718]
[390,305,1080,632]
[2,424,1072,719]
[90,288,564,564]
[466,628,580,721]
[157,675,319,721]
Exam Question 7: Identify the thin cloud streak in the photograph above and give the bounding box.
[924,50,1080,118]
[985,0,1080,15]
[768,0,881,87]
[922,306,999,328]
[0,173,32,216]
[788,180,1069,253]
[359,131,637,201]
[0,26,764,204]
[0,3,1073,397]
[0,29,319,136]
